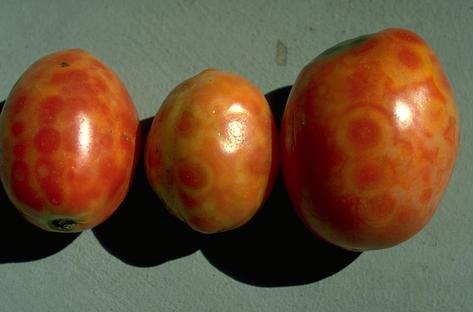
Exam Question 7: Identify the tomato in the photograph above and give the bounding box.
[0,49,140,232]
[145,69,278,233]
[281,28,459,250]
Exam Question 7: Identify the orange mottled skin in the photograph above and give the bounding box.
[0,49,140,232]
[281,28,459,250]
[145,69,278,233]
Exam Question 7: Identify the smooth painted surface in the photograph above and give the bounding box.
[0,1,472,311]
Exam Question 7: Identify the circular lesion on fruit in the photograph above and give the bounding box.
[177,160,210,190]
[357,193,397,228]
[354,161,385,190]
[397,48,422,70]
[347,117,381,149]
[337,103,393,154]
[175,110,199,137]
[49,218,77,232]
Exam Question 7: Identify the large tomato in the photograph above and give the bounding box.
[0,49,140,232]
[281,28,459,250]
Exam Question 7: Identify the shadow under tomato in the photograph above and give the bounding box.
[90,86,360,284]
[92,117,201,267]
[199,86,361,287]
[0,100,80,263]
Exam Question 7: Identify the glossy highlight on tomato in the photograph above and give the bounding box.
[0,49,140,232]
[281,28,459,250]
[145,69,278,233]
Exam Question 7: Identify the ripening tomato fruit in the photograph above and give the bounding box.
[0,49,140,232]
[145,69,278,233]
[281,28,459,250]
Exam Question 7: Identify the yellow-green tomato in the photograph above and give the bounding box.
[145,69,278,233]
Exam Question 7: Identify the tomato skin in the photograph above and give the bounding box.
[281,28,459,250]
[0,49,140,232]
[145,69,278,234]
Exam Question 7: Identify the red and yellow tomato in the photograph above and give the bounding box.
[281,28,459,250]
[0,49,140,232]
[145,69,278,233]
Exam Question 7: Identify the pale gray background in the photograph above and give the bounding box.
[0,1,472,311]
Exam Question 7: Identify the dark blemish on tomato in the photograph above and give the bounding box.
[34,128,61,154]
[178,162,207,189]
[49,219,77,232]
[13,143,27,158]
[58,51,83,64]
[60,62,70,67]
[348,117,381,148]
[11,161,43,210]
[39,95,63,123]
[176,111,198,136]
[11,122,24,137]
[398,49,421,70]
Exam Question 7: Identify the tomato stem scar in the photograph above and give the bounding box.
[49,218,77,231]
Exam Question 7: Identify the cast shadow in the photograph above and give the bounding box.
[92,117,201,267]
[199,86,361,287]
[0,100,79,263]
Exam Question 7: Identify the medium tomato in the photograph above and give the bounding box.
[145,69,278,233]
[0,49,140,232]
[281,28,459,250]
